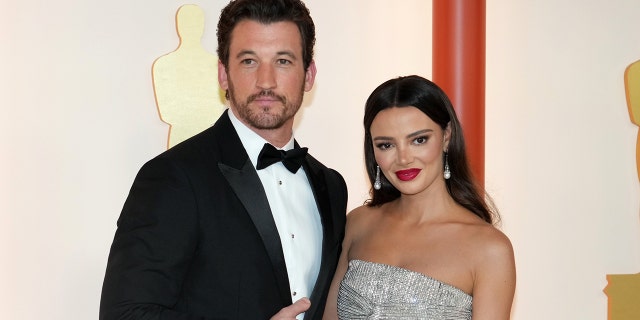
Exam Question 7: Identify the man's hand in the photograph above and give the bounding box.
[270,297,311,320]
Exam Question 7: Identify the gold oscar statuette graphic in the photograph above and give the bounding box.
[152,4,225,149]
[602,60,640,320]
[604,273,640,319]
[625,60,640,181]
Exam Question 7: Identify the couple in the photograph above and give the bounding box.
[99,0,516,319]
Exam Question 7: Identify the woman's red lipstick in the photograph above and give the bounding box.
[395,168,421,181]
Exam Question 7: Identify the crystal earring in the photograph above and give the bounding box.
[374,165,382,190]
[443,152,451,180]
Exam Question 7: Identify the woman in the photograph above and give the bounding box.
[324,75,515,319]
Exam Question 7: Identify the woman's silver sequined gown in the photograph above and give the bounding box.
[337,260,472,319]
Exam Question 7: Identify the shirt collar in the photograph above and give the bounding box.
[227,109,296,168]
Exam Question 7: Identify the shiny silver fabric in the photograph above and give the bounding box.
[337,260,472,319]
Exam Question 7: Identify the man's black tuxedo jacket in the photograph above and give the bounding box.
[100,111,348,319]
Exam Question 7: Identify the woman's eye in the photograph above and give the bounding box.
[376,143,392,150]
[414,136,428,144]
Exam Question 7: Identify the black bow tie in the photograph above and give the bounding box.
[256,143,308,173]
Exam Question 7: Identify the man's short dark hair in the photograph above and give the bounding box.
[217,0,316,71]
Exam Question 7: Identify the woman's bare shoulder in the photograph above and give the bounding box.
[345,204,381,237]
[463,221,514,265]
[346,204,376,223]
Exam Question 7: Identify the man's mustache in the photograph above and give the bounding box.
[247,90,286,104]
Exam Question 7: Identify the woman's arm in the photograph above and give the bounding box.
[471,229,516,320]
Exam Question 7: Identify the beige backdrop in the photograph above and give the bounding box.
[1,0,639,319]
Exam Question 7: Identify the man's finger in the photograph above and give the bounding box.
[270,297,311,319]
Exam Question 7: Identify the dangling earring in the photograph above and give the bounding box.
[443,151,451,180]
[374,165,382,190]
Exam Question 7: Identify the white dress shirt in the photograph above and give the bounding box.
[228,110,322,319]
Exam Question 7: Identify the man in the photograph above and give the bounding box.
[99,0,348,319]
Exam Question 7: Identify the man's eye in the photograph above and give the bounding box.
[277,59,292,65]
[241,59,255,65]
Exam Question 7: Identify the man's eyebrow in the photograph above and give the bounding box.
[235,49,256,58]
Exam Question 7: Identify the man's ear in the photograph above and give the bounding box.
[218,60,229,91]
[304,60,317,92]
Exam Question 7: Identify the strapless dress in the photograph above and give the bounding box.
[337,259,472,319]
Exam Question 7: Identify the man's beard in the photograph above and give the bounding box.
[227,82,304,130]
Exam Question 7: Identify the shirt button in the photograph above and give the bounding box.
[292,291,297,296]
[291,234,295,239]
[278,180,283,185]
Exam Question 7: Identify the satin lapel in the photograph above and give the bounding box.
[294,141,337,257]
[219,160,291,305]
[216,113,291,306]
[303,163,335,245]
[301,159,337,320]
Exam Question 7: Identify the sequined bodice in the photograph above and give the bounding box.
[337,259,472,319]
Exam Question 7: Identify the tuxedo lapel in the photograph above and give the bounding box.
[293,141,335,246]
[303,162,335,246]
[215,112,292,306]
[301,157,339,320]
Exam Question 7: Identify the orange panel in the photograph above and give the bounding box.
[433,0,486,185]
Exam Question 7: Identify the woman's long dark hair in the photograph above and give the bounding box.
[363,75,498,224]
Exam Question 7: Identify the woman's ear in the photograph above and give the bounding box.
[443,122,452,151]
